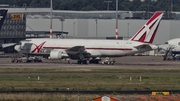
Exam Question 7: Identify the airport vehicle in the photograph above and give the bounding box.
[33,57,42,62]
[11,56,42,63]
[14,12,163,64]
[158,38,180,60]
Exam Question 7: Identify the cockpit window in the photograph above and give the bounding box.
[164,42,168,44]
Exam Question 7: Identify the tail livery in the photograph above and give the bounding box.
[129,12,163,44]
[0,9,7,30]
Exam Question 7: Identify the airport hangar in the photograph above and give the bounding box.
[1,8,180,53]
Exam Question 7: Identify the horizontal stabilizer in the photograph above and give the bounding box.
[1,43,16,48]
[134,44,158,50]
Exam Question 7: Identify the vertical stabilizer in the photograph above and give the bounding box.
[0,9,7,30]
[129,12,163,44]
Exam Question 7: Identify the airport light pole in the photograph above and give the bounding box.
[50,0,53,38]
[169,0,173,19]
[115,0,118,40]
[73,22,76,37]
[104,0,112,11]
[171,0,173,13]
[95,19,98,38]
[139,0,158,18]
[127,23,130,39]
[129,0,157,19]
[23,3,27,10]
[148,0,157,18]
[60,17,65,38]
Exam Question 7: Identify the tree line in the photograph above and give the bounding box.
[1,0,180,12]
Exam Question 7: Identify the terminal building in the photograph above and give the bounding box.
[0,10,26,52]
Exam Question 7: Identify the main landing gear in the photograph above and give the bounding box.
[76,57,116,65]
[77,59,88,64]
[77,58,100,64]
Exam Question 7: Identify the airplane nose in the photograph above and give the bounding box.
[14,45,21,52]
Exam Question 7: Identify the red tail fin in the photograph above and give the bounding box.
[129,12,163,44]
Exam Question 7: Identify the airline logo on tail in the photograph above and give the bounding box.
[130,12,163,44]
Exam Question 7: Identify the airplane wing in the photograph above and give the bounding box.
[65,46,96,59]
[66,46,85,53]
[1,43,17,48]
[134,44,158,51]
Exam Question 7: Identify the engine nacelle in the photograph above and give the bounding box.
[49,50,68,59]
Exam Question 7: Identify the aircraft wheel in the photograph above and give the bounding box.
[77,60,82,64]
[94,60,99,64]
[82,60,87,64]
[173,58,176,61]
[89,60,93,64]
[110,62,114,65]
[89,59,99,64]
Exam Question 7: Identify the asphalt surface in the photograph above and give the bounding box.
[0,55,180,69]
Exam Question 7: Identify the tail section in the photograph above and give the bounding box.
[0,9,7,30]
[129,12,163,44]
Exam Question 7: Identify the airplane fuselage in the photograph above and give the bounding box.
[18,38,152,58]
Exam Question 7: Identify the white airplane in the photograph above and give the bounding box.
[158,38,180,60]
[14,12,163,64]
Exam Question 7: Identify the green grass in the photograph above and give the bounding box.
[0,68,180,100]
[0,68,180,91]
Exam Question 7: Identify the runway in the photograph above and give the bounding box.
[0,56,180,69]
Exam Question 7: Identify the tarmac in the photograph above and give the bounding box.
[0,55,180,69]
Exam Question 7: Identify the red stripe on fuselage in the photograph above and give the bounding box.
[43,47,132,50]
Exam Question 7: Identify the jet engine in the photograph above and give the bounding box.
[49,50,68,59]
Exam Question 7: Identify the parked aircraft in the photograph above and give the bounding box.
[158,38,180,60]
[14,12,163,64]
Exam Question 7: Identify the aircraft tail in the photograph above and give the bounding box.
[0,9,7,30]
[129,12,163,44]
